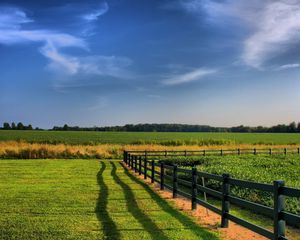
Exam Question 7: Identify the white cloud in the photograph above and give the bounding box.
[40,43,81,75]
[162,68,217,86]
[0,6,133,78]
[79,56,133,78]
[0,7,33,29]
[82,2,109,22]
[242,1,300,68]
[174,0,300,69]
[278,63,300,70]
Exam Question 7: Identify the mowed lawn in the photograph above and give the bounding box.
[0,160,218,240]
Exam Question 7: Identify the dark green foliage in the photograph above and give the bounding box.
[17,122,24,130]
[50,122,300,133]
[2,122,10,129]
[161,155,300,215]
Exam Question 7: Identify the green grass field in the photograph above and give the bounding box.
[0,159,218,240]
[2,130,300,145]
[163,154,300,215]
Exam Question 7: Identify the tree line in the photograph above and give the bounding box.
[2,122,35,130]
[2,122,300,133]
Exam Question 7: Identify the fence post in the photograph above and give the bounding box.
[144,157,147,179]
[123,151,127,164]
[274,180,286,240]
[203,150,206,156]
[139,156,142,175]
[284,148,287,155]
[151,160,155,183]
[165,150,167,157]
[220,149,223,156]
[173,165,178,198]
[160,162,164,190]
[254,148,257,155]
[191,167,198,210]
[221,173,230,228]
[127,154,130,166]
[298,147,300,154]
[134,156,137,173]
[237,148,240,155]
[131,155,134,169]
[185,150,187,157]
[269,148,272,155]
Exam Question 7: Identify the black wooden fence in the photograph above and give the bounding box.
[125,147,300,158]
[123,151,300,240]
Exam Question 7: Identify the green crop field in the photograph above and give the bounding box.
[0,159,218,240]
[162,154,300,215]
[1,130,300,145]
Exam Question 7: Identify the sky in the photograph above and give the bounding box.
[1,0,300,128]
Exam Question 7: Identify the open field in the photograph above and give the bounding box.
[2,130,300,145]
[162,155,300,215]
[1,141,300,159]
[125,156,300,239]
[0,159,218,240]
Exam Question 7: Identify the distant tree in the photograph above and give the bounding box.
[27,124,33,130]
[3,122,10,129]
[63,124,69,131]
[11,122,16,130]
[298,122,300,133]
[288,122,297,133]
[17,122,24,130]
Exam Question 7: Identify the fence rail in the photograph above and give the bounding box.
[123,151,300,240]
[125,147,300,158]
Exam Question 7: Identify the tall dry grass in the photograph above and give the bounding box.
[0,141,300,159]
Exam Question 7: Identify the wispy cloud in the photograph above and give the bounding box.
[80,1,109,36]
[82,2,109,22]
[277,63,300,70]
[162,68,217,86]
[171,0,300,69]
[242,1,300,68]
[0,5,133,79]
[0,6,33,29]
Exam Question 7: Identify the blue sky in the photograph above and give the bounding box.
[1,0,300,128]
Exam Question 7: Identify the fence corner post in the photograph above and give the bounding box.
[160,162,164,190]
[221,173,230,228]
[274,180,286,240]
[173,165,178,198]
[191,166,198,210]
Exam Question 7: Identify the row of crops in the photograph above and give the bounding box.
[160,154,300,215]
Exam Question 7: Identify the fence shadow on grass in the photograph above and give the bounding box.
[110,162,169,240]
[119,162,219,240]
[95,162,121,240]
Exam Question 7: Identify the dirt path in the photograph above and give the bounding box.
[123,162,269,240]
